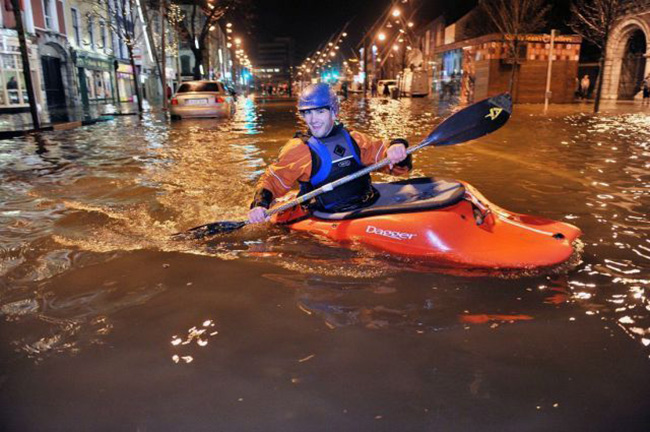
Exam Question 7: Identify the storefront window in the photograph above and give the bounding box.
[94,70,105,99]
[18,73,27,103]
[85,69,95,99]
[2,53,18,70]
[0,74,5,105]
[0,36,40,108]
[102,71,113,100]
[5,71,21,104]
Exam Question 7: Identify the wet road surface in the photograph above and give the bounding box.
[1,96,649,431]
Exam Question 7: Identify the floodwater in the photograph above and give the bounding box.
[1,95,649,431]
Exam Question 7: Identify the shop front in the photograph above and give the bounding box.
[75,52,114,105]
[0,29,44,112]
[433,34,581,104]
[116,63,135,102]
[432,48,463,102]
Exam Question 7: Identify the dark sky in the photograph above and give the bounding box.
[244,0,576,62]
[246,0,475,61]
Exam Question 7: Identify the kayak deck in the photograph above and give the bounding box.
[277,178,581,270]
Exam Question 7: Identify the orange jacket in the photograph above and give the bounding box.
[255,129,411,201]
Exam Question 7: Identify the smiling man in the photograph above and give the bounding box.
[248,83,411,223]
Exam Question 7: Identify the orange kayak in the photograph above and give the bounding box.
[272,178,581,269]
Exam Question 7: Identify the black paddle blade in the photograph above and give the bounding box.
[424,93,512,147]
[172,220,247,241]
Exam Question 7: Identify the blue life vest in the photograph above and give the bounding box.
[299,126,376,211]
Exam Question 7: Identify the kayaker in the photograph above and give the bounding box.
[248,82,412,223]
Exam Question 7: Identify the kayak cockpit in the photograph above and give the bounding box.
[312,177,465,220]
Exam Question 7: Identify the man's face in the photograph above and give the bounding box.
[300,107,336,138]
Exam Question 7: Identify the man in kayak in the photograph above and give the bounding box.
[248,83,411,223]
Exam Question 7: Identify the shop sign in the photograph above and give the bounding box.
[117,64,133,74]
[504,34,581,44]
[76,54,112,71]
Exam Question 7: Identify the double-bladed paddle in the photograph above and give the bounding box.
[173,92,512,240]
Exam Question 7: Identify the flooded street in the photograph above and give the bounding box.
[1,96,649,431]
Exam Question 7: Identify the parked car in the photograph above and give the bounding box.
[378,79,398,96]
[170,80,235,119]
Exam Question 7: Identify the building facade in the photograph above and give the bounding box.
[255,37,294,94]
[601,9,650,100]
[418,10,582,104]
[0,1,47,112]
[2,0,244,115]
[432,33,581,104]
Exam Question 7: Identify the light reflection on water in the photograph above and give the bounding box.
[0,96,649,362]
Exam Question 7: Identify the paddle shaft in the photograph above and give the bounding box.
[263,140,430,218]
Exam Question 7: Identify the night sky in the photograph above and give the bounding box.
[245,0,478,61]
[243,0,578,63]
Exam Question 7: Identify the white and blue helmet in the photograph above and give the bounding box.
[298,83,339,115]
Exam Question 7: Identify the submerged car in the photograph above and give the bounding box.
[170,80,235,119]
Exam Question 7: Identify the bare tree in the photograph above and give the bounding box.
[569,0,645,112]
[139,0,168,104]
[479,0,550,97]
[87,0,146,112]
[166,0,239,80]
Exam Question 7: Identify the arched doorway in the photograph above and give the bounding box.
[617,29,647,99]
[40,43,67,109]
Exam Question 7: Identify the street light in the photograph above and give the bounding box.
[392,8,401,17]
[378,32,386,41]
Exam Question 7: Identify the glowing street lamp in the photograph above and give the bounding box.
[392,8,401,17]
[378,32,386,41]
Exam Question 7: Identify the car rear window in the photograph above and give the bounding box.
[177,82,223,93]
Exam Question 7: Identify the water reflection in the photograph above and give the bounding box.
[0,96,649,360]
[170,318,219,364]
[263,272,577,334]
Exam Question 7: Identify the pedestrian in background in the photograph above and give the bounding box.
[642,75,650,106]
[6,76,17,90]
[580,75,590,99]
[371,80,378,97]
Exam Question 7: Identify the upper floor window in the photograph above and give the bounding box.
[71,9,81,46]
[100,21,107,53]
[43,0,53,29]
[88,15,95,50]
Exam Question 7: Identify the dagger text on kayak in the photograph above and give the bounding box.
[366,225,417,240]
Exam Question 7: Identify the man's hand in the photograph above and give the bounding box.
[387,143,407,170]
[248,206,270,224]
